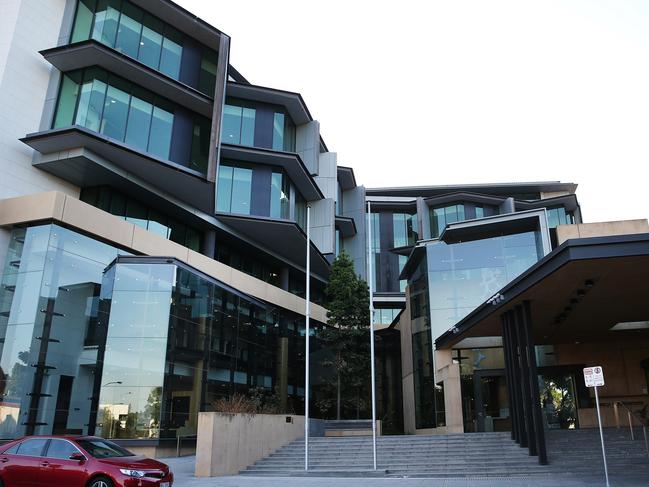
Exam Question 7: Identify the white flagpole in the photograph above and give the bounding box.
[304,205,311,471]
[367,201,378,470]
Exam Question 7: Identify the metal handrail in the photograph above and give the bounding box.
[613,400,649,460]
[176,434,197,457]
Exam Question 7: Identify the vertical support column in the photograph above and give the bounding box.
[516,305,537,457]
[511,310,529,448]
[522,300,548,465]
[501,314,517,442]
[209,33,231,206]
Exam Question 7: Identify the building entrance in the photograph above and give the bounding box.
[538,369,579,430]
[474,369,510,432]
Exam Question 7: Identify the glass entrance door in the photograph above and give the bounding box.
[539,372,579,429]
[474,369,510,432]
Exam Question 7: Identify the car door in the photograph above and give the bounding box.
[0,438,49,487]
[41,439,89,487]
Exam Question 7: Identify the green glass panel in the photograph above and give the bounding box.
[125,199,148,229]
[124,94,153,152]
[114,2,143,58]
[221,105,242,144]
[147,105,173,160]
[75,70,107,132]
[216,165,233,213]
[109,191,126,217]
[168,220,186,246]
[53,73,81,128]
[147,210,170,239]
[272,112,285,151]
[71,0,96,43]
[159,27,182,79]
[231,167,252,215]
[185,227,201,252]
[189,117,210,174]
[138,14,163,69]
[100,82,131,141]
[241,108,255,146]
[92,0,120,47]
[198,50,217,96]
[270,172,283,219]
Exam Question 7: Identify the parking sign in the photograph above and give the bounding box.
[583,366,605,387]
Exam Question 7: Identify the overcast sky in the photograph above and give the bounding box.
[176,0,649,223]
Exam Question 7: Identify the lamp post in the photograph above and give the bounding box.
[304,204,311,471]
[366,201,377,470]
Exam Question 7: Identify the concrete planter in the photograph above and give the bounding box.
[195,412,306,477]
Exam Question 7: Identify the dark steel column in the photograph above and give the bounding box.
[510,310,528,448]
[522,300,548,465]
[516,305,537,456]
[501,313,518,442]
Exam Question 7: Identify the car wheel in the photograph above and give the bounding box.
[88,476,113,487]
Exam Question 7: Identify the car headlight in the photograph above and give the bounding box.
[119,469,146,478]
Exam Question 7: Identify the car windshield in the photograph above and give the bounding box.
[76,439,135,458]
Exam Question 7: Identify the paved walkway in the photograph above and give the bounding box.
[161,456,648,487]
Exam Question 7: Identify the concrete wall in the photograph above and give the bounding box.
[540,191,572,199]
[310,151,337,255]
[556,219,649,245]
[0,0,78,282]
[195,413,305,476]
[342,186,367,279]
[435,349,464,434]
[296,121,320,175]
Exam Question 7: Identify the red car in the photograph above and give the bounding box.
[0,435,173,487]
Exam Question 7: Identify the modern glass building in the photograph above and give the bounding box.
[2,0,647,467]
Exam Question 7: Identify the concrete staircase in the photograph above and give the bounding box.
[240,428,649,477]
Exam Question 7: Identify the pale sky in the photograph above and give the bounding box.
[176,0,649,223]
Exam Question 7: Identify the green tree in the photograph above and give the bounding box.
[318,251,371,419]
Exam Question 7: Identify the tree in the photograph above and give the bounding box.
[318,251,371,419]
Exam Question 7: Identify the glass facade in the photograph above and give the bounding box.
[430,204,465,239]
[0,225,321,441]
[546,206,575,228]
[216,163,292,220]
[425,230,544,340]
[221,98,296,152]
[393,213,418,248]
[374,308,402,326]
[79,186,203,251]
[53,68,211,174]
[70,0,218,96]
[215,243,281,288]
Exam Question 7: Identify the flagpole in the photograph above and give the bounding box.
[304,204,311,471]
[367,201,377,470]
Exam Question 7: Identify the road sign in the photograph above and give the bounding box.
[583,366,605,387]
[584,366,609,487]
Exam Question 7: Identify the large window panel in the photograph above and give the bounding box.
[216,165,234,213]
[92,0,121,47]
[147,104,174,160]
[100,82,130,141]
[159,27,183,79]
[53,73,81,128]
[231,167,253,215]
[71,0,96,43]
[124,91,153,152]
[138,14,164,69]
[75,73,108,132]
[114,2,143,58]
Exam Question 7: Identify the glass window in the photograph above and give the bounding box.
[16,439,48,457]
[71,0,96,43]
[125,199,148,229]
[45,440,81,459]
[53,72,81,128]
[430,204,465,238]
[124,90,153,152]
[148,104,174,160]
[77,439,134,458]
[475,205,485,219]
[100,82,131,141]
[138,14,163,69]
[114,2,143,58]
[216,165,233,213]
[159,27,183,79]
[198,50,218,95]
[109,191,126,216]
[75,72,108,132]
[270,171,290,219]
[272,112,285,151]
[222,103,255,146]
[147,210,170,239]
[168,219,186,246]
[190,117,211,174]
[92,0,120,47]
[231,167,253,215]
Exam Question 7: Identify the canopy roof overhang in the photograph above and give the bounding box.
[22,126,214,213]
[226,82,312,125]
[436,233,649,349]
[215,213,331,280]
[335,216,357,237]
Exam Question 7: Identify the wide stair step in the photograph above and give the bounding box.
[240,428,649,477]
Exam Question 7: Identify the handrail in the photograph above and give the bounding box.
[613,400,649,460]
[176,434,198,457]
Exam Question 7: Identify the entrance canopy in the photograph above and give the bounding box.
[436,233,649,349]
